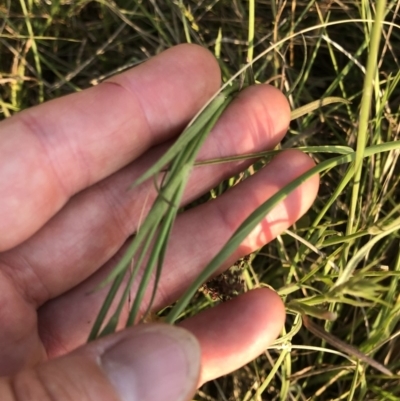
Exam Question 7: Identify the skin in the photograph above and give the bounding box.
[0,44,319,400]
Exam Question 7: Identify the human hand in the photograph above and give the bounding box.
[0,44,319,401]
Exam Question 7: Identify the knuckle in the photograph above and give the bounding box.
[9,368,62,401]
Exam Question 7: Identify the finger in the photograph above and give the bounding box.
[0,325,200,401]
[179,288,285,384]
[1,84,290,305]
[38,149,318,357]
[0,44,220,251]
[148,149,320,308]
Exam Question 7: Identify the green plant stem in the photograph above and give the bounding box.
[247,0,255,63]
[347,0,386,238]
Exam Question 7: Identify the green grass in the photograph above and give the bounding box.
[1,0,400,400]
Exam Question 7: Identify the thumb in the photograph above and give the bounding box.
[1,324,201,401]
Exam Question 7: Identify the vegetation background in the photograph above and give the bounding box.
[1,0,399,400]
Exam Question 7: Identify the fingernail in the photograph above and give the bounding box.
[100,325,201,401]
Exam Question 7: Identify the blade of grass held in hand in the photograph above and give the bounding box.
[89,86,237,340]
[194,145,354,167]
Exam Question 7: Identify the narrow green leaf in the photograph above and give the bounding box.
[290,97,350,121]
[131,90,235,188]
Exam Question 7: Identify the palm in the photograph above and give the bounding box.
[0,45,318,383]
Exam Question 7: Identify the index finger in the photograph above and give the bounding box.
[0,44,220,251]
